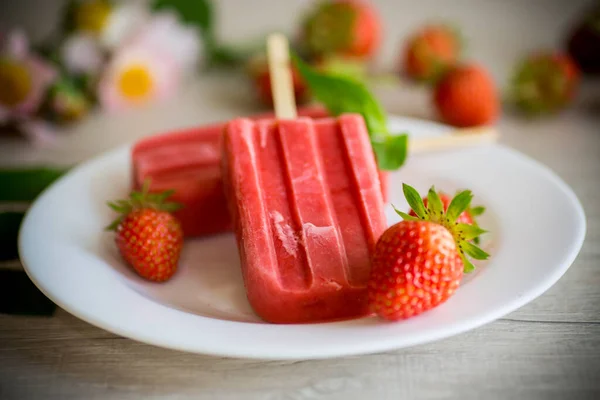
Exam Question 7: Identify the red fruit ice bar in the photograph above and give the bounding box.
[132,106,329,237]
[222,114,388,323]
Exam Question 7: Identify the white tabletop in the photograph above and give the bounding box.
[1,0,600,399]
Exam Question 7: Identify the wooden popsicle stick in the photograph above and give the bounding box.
[409,126,499,154]
[267,33,297,119]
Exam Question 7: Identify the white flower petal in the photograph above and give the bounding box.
[130,11,202,72]
[101,0,150,50]
[61,34,104,75]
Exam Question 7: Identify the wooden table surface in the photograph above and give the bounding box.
[1,1,600,399]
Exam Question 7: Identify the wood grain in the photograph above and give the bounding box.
[1,0,599,399]
[1,311,600,400]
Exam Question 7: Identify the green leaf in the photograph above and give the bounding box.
[292,53,388,135]
[107,201,127,214]
[0,167,68,202]
[371,134,408,171]
[461,241,490,260]
[163,202,183,213]
[208,44,250,67]
[456,224,487,241]
[292,53,411,170]
[392,205,420,221]
[105,218,122,232]
[152,0,212,33]
[461,255,476,273]
[156,189,176,203]
[446,190,473,223]
[470,206,486,217]
[402,183,427,219]
[426,187,444,218]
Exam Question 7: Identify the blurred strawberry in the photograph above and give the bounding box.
[402,24,461,83]
[433,64,499,127]
[247,54,309,106]
[510,52,580,115]
[300,0,381,60]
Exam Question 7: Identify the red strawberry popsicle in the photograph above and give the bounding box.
[222,114,387,323]
[221,34,387,323]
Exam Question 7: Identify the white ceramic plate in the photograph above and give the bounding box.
[19,116,586,360]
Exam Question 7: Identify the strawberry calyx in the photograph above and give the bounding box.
[105,179,182,231]
[394,183,489,273]
[464,202,486,244]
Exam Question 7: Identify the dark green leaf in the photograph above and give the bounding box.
[426,186,444,218]
[371,134,408,171]
[446,190,473,223]
[207,42,264,68]
[0,167,68,202]
[163,203,183,213]
[456,223,487,241]
[402,183,427,219]
[462,241,490,260]
[152,0,212,34]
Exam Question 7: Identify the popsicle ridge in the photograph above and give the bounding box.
[277,118,350,291]
[337,114,387,252]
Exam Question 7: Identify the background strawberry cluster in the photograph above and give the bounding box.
[1,0,598,147]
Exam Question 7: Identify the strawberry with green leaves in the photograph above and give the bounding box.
[107,181,183,282]
[510,52,580,115]
[301,0,381,60]
[368,184,489,321]
[402,23,462,83]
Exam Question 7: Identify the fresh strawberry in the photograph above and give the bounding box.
[247,54,309,106]
[433,64,499,127]
[402,24,461,82]
[301,0,381,60]
[510,52,580,115]
[408,191,486,243]
[106,182,183,282]
[368,184,489,321]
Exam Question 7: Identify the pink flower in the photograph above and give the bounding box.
[98,44,180,112]
[0,30,57,120]
[0,30,58,145]
[127,12,202,73]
